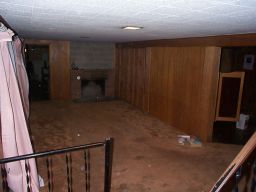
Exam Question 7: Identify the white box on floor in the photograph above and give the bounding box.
[236,114,250,130]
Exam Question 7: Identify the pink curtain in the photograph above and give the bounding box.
[0,30,39,191]
[14,37,29,121]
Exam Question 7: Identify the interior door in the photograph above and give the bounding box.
[215,71,245,121]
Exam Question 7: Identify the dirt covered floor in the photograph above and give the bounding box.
[29,100,241,192]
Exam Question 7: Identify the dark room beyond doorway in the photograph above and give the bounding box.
[25,45,50,101]
[213,46,256,144]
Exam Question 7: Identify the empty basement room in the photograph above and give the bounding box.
[1,0,256,192]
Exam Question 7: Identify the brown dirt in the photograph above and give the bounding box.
[29,100,241,192]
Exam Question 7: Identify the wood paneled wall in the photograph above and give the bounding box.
[149,47,205,131]
[117,33,256,48]
[25,40,71,100]
[115,46,221,141]
[200,47,221,140]
[49,41,70,100]
[115,47,149,111]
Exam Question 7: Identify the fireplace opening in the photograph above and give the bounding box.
[81,79,105,100]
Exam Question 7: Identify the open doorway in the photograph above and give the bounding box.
[213,47,256,144]
[25,45,50,101]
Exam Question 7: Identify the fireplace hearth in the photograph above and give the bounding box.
[71,69,115,101]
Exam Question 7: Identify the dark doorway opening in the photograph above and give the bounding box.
[25,45,50,101]
[213,46,256,144]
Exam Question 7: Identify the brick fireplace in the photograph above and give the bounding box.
[70,69,115,100]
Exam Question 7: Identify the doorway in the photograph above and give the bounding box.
[25,45,50,101]
[213,47,256,144]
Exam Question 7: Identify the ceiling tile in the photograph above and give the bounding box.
[1,0,256,42]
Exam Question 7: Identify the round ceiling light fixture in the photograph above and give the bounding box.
[121,26,143,30]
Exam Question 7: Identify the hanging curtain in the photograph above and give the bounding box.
[0,24,39,191]
[14,37,30,120]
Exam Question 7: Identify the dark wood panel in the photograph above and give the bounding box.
[200,47,221,141]
[148,47,169,122]
[134,49,139,107]
[116,33,256,48]
[144,48,150,112]
[134,48,146,108]
[49,41,70,100]
[115,47,148,111]
[114,47,120,96]
[148,47,206,135]
[167,47,205,135]
[126,48,132,102]
[115,46,221,141]
[119,48,128,100]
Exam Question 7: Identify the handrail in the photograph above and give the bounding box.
[0,141,105,164]
[0,137,114,192]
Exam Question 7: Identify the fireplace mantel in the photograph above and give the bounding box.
[71,69,109,80]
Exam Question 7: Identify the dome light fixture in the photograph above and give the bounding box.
[122,26,143,30]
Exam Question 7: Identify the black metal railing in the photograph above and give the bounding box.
[0,138,114,192]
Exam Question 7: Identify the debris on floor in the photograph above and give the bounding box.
[30,101,241,192]
[177,135,202,147]
[177,135,190,145]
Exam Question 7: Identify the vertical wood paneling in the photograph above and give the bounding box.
[200,47,221,140]
[127,48,132,102]
[136,48,147,109]
[148,48,169,122]
[144,48,151,112]
[149,47,206,133]
[134,49,139,107]
[115,46,221,141]
[114,47,120,97]
[115,47,148,111]
[148,47,220,141]
[119,48,127,100]
[49,41,70,100]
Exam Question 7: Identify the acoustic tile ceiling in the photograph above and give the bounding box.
[0,0,256,42]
